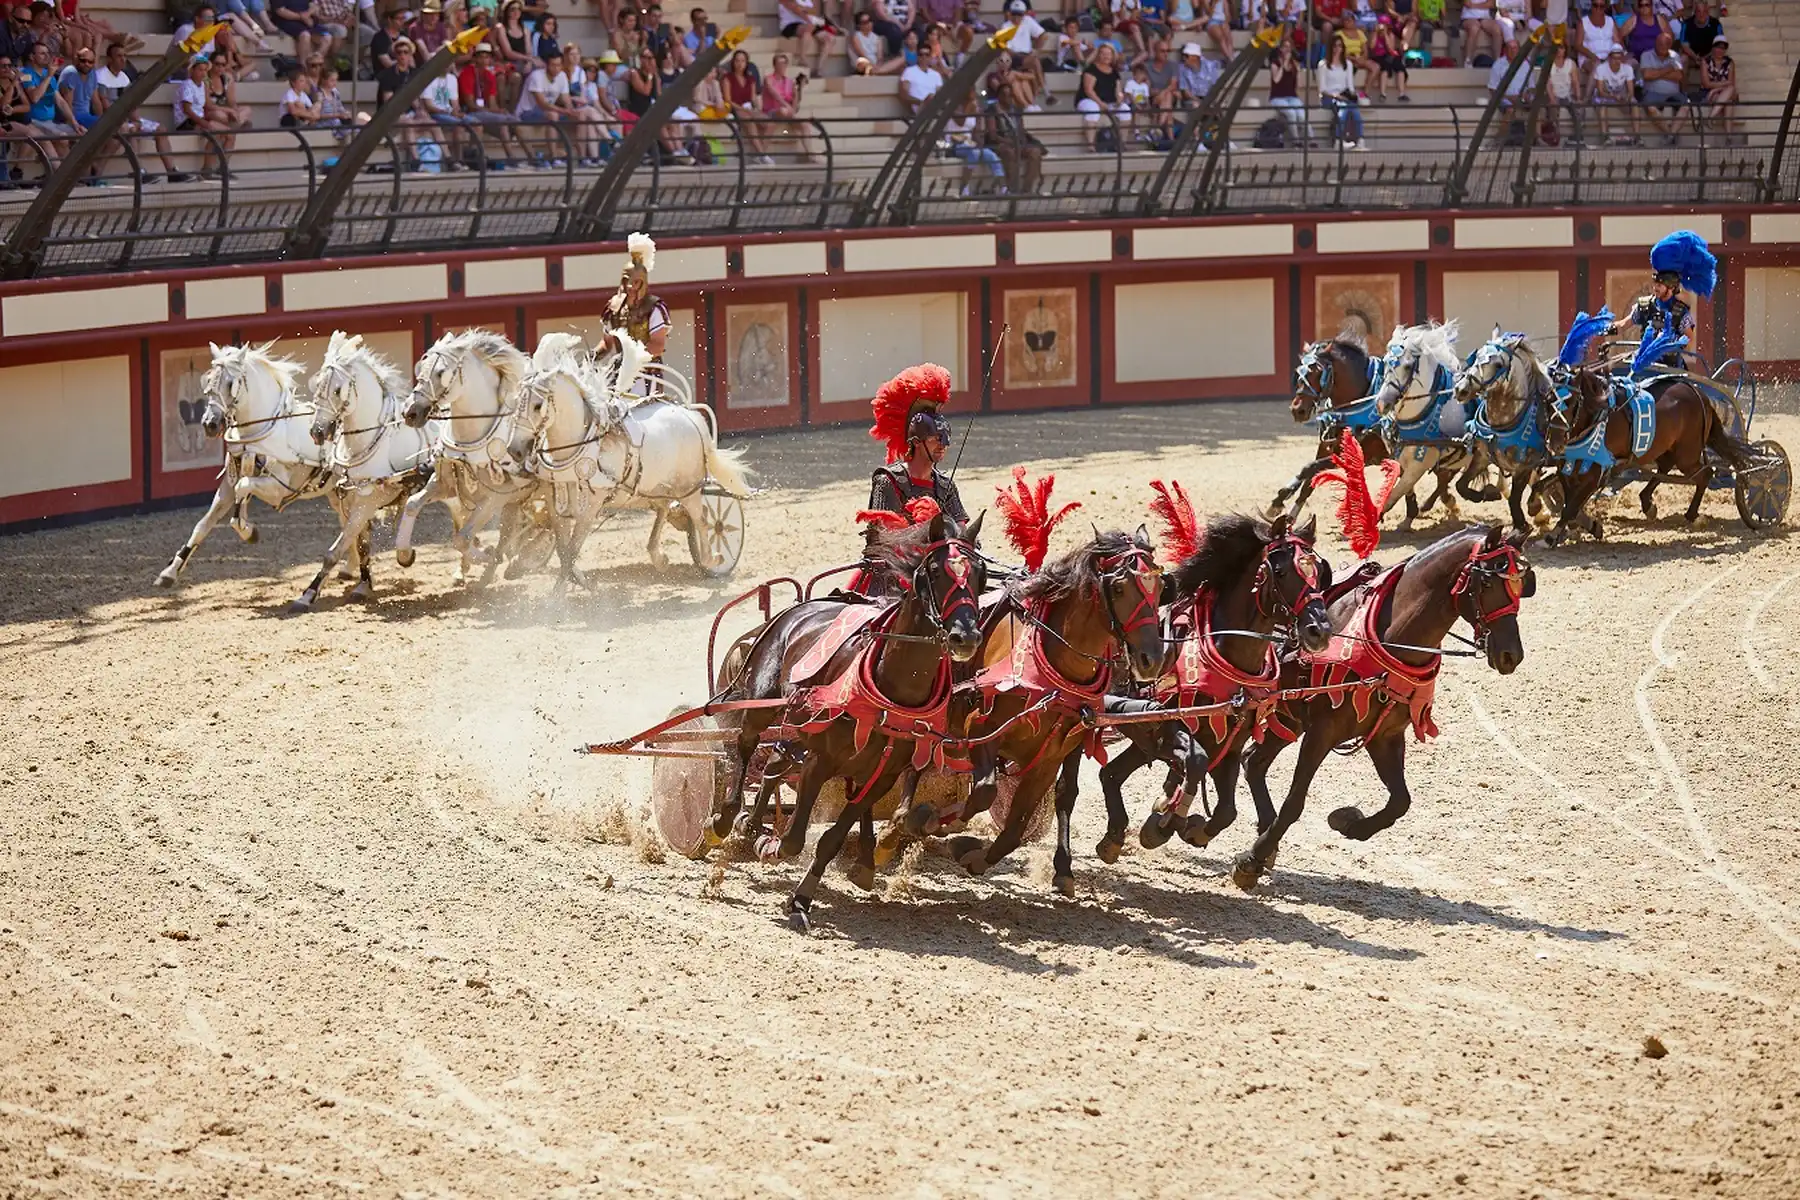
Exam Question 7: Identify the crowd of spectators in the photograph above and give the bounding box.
[0,0,1767,186]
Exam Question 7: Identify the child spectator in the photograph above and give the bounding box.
[1591,43,1637,144]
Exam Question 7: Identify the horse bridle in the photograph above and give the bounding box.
[879,536,982,646]
[1096,545,1162,646]
[1251,533,1322,624]
[205,364,312,448]
[314,361,402,469]
[413,348,517,454]
[1294,343,1334,413]
[1449,541,1532,648]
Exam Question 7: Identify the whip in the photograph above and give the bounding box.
[951,324,1007,480]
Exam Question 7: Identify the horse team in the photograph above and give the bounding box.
[153,327,750,610]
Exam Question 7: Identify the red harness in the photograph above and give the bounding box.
[787,607,958,771]
[1158,589,1282,756]
[1292,563,1441,742]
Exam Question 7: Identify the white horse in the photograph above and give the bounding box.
[295,331,440,610]
[504,331,751,587]
[1370,321,1474,530]
[394,328,549,586]
[154,342,343,588]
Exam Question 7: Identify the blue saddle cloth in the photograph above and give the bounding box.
[1562,378,1656,473]
[1381,364,1461,447]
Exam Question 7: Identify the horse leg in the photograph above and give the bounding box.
[786,790,863,933]
[1387,452,1434,532]
[645,505,671,569]
[1182,744,1241,848]
[1545,467,1602,546]
[452,489,509,586]
[1050,753,1082,898]
[1327,731,1410,841]
[709,724,765,843]
[847,807,879,893]
[1233,725,1331,889]
[156,476,238,587]
[1271,453,1333,520]
[394,469,443,569]
[1639,458,1670,519]
[778,748,841,861]
[1096,737,1152,863]
[1683,463,1715,523]
[292,492,379,612]
[350,527,376,601]
[1505,467,1532,536]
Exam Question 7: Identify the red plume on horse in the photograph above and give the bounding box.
[855,496,943,531]
[1313,429,1402,560]
[869,364,953,462]
[995,466,1080,572]
[1147,479,1201,564]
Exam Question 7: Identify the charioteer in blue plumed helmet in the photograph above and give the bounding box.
[1608,230,1716,371]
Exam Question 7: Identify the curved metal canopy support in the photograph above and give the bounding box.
[875,25,1019,226]
[1139,25,1279,217]
[1446,27,1546,206]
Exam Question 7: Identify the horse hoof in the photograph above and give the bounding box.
[240,527,260,545]
[1094,837,1122,865]
[396,548,416,569]
[778,830,808,861]
[154,571,177,589]
[1178,818,1213,848]
[846,864,876,892]
[946,835,987,875]
[786,902,812,934]
[1230,854,1264,891]
[902,803,936,837]
[1139,812,1176,850]
[1327,806,1362,836]
[755,834,782,863]
[1053,873,1076,899]
[1640,501,1657,519]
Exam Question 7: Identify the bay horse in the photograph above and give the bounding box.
[1093,512,1335,864]
[927,528,1168,897]
[1233,524,1535,890]
[1454,329,1568,536]
[1543,361,1754,546]
[703,510,986,932]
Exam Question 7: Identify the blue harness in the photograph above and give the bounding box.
[1311,353,1385,436]
[1562,377,1657,473]
[1380,363,1459,448]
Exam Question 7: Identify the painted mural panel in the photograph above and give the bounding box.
[1314,273,1402,346]
[725,303,790,409]
[160,346,223,472]
[1002,288,1079,391]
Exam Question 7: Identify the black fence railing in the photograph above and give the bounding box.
[2,63,1798,279]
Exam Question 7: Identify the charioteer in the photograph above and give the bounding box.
[596,233,670,389]
[865,363,970,525]
[1608,230,1714,371]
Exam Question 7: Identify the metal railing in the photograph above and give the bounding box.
[2,50,1798,278]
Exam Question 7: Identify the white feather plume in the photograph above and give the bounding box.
[627,232,655,274]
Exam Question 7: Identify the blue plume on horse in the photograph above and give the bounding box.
[1632,329,1687,374]
[1649,231,1717,298]
[1558,307,1615,367]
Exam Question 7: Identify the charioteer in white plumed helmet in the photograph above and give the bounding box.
[598,232,670,363]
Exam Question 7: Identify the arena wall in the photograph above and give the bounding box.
[2,205,1796,530]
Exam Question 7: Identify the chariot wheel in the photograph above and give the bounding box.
[649,705,730,860]
[688,489,745,579]
[1735,439,1792,530]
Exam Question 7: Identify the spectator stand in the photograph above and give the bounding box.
[1142,21,1286,219]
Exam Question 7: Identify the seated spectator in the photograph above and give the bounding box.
[950,0,990,55]
[20,38,73,167]
[1198,0,1230,60]
[55,41,99,128]
[682,7,718,57]
[1590,43,1637,144]
[1366,13,1406,100]
[571,52,620,161]
[1679,1,1723,68]
[310,0,360,53]
[1544,39,1582,144]
[981,91,1041,192]
[206,59,251,129]
[272,0,334,67]
[316,65,358,131]
[998,2,1051,104]
[173,4,256,71]
[1493,0,1535,41]
[1378,0,1419,52]
[760,51,817,158]
[370,8,408,73]
[849,10,899,73]
[172,56,235,175]
[517,45,576,164]
[93,41,189,180]
[777,0,837,77]
[644,4,676,57]
[527,9,557,61]
[1332,14,1369,93]
[1175,40,1218,105]
[1308,0,1342,61]
[1698,34,1736,142]
[52,0,143,59]
[1485,35,1528,105]
[1077,42,1127,150]
[1461,0,1499,66]
[459,42,528,163]
[690,59,725,118]
[1575,0,1616,80]
[898,41,939,115]
[1638,29,1685,143]
[944,90,1002,192]
[1142,35,1177,110]
[1113,0,1149,62]
[1620,1,1671,65]
[495,1,536,79]
[0,56,26,183]
[619,44,692,163]
[870,0,911,52]
[1316,35,1362,147]
[23,1,61,62]
[610,7,646,66]
[417,47,476,164]
[410,0,451,55]
[279,61,318,124]
[377,35,417,105]
[720,45,769,159]
[1411,0,1442,53]
[0,4,35,63]
[986,52,1039,111]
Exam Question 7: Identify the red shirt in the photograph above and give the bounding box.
[1314,0,1344,20]
[459,63,499,108]
[724,70,757,106]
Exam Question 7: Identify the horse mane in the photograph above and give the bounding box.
[1013,529,1145,605]
[533,331,590,373]
[1392,320,1462,374]
[1167,513,1269,598]
[1328,336,1370,378]
[321,331,406,399]
[860,517,945,577]
[441,328,530,391]
[210,341,304,394]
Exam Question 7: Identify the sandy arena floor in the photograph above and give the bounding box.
[2,402,1798,1198]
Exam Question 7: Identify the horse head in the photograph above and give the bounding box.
[1261,512,1332,653]
[1292,337,1371,424]
[1374,321,1459,418]
[198,342,237,438]
[874,509,989,662]
[1088,526,1166,682]
[405,333,463,428]
[1450,525,1534,675]
[1454,328,1535,426]
[309,331,361,444]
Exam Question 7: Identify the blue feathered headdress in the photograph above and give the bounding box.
[1649,231,1717,299]
[1558,306,1614,367]
[1632,329,1687,374]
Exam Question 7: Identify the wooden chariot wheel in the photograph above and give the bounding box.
[1735,439,1792,530]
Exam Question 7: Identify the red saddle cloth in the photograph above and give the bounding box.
[970,602,1112,761]
[1283,562,1440,743]
[786,606,955,771]
[1157,589,1280,748]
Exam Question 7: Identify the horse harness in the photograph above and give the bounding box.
[1299,343,1385,436]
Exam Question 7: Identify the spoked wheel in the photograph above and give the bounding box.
[688,489,745,579]
[1736,439,1792,530]
[649,705,731,860]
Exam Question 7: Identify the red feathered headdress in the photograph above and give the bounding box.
[995,466,1080,572]
[1313,429,1401,560]
[1147,479,1200,565]
[869,363,953,462]
[854,496,942,531]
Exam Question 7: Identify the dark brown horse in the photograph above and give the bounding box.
[1094,512,1335,863]
[1271,339,1491,527]
[704,510,987,932]
[1545,366,1755,545]
[1233,524,1535,890]
[926,529,1168,897]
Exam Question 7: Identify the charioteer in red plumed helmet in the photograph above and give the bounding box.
[866,364,969,525]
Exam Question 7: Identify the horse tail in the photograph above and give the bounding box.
[702,438,754,499]
[1707,421,1757,471]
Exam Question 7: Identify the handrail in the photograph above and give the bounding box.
[1766,54,1800,204]
[1190,24,1286,213]
[1141,31,1263,216]
[1508,25,1560,207]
